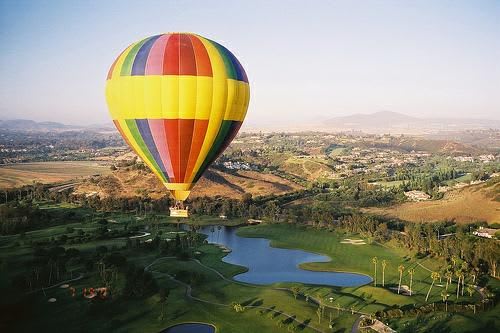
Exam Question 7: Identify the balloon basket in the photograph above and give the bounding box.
[170,208,189,218]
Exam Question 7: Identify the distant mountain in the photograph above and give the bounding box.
[0,119,77,131]
[326,111,420,127]
[0,119,114,132]
[322,111,500,133]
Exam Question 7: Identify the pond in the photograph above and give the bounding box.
[199,225,371,287]
[162,323,215,333]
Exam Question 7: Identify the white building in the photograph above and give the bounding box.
[473,227,498,239]
[404,190,431,201]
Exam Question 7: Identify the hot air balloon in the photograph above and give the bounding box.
[105,33,250,217]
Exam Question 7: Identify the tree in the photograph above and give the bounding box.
[441,290,449,312]
[372,257,378,286]
[467,285,474,297]
[381,260,388,287]
[397,265,405,294]
[158,288,169,321]
[242,193,253,206]
[426,271,440,302]
[291,286,300,300]
[231,302,245,313]
[461,262,468,296]
[316,306,322,324]
[456,270,462,300]
[471,267,478,285]
[445,270,453,291]
[315,293,325,322]
[408,268,415,296]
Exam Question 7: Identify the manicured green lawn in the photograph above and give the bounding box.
[1,212,496,333]
[376,180,405,188]
[236,224,481,306]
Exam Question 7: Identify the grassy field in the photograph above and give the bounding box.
[366,180,500,224]
[235,224,498,332]
[0,211,353,333]
[236,224,462,305]
[281,157,333,180]
[0,206,497,332]
[0,161,111,188]
[375,180,405,188]
[444,173,472,185]
[328,147,349,156]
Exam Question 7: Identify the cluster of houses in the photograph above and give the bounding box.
[453,154,497,163]
[473,227,498,239]
[404,190,431,201]
[221,161,257,171]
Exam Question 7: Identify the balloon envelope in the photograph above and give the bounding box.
[105,33,250,201]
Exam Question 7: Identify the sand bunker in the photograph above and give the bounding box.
[217,245,232,253]
[48,298,57,303]
[390,285,412,296]
[340,238,366,245]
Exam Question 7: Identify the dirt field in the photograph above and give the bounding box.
[365,181,500,224]
[0,161,111,188]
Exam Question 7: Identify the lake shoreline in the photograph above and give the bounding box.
[234,225,374,283]
[200,224,372,287]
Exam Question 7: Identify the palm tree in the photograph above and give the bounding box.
[451,255,458,268]
[425,271,440,302]
[408,268,415,296]
[158,288,169,320]
[316,306,322,324]
[441,290,449,312]
[372,257,378,286]
[315,292,325,321]
[467,285,474,297]
[397,265,405,294]
[456,270,462,299]
[461,262,468,296]
[381,260,388,287]
[445,270,453,291]
[460,272,465,297]
[471,268,478,285]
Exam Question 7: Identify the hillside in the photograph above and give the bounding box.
[365,179,500,224]
[74,167,302,200]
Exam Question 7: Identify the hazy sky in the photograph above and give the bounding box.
[1,0,499,126]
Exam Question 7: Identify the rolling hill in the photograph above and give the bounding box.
[74,167,302,200]
[365,179,500,224]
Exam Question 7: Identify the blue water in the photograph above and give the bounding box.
[199,225,371,287]
[162,323,215,333]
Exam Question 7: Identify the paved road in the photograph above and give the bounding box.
[350,314,362,333]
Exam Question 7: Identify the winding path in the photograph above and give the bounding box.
[350,315,362,333]
[28,273,84,294]
[145,257,327,333]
